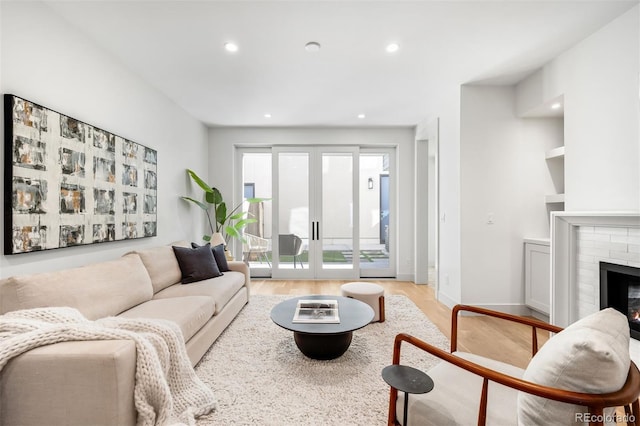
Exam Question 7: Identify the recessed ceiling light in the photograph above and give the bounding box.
[358,113,366,119]
[224,42,238,53]
[305,41,321,52]
[264,113,272,118]
[551,102,562,110]
[386,43,400,53]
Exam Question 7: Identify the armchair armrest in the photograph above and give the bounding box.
[450,304,563,356]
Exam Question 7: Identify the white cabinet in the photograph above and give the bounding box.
[524,239,550,315]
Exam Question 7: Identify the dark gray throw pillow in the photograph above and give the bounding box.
[173,243,222,284]
[191,242,230,272]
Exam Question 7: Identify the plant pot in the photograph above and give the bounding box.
[225,249,234,261]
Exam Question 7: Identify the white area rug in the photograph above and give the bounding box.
[195,295,449,426]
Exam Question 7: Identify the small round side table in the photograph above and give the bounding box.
[382,364,434,426]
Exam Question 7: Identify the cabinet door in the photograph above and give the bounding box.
[525,243,550,314]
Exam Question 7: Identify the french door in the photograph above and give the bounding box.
[272,146,358,279]
[238,146,395,279]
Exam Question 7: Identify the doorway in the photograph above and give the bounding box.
[238,146,395,279]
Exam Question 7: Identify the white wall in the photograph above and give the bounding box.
[0,2,208,278]
[518,6,640,212]
[417,89,462,306]
[434,6,638,310]
[460,85,561,312]
[208,126,415,279]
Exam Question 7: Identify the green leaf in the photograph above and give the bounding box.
[225,226,241,239]
[212,188,223,204]
[186,169,213,193]
[181,196,209,211]
[235,218,257,229]
[203,234,211,242]
[229,211,248,220]
[215,203,227,226]
[245,197,271,203]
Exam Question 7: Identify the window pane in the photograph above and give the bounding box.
[322,153,353,270]
[359,153,389,269]
[242,153,272,271]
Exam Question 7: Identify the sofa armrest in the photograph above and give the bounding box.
[227,261,251,297]
[0,340,137,426]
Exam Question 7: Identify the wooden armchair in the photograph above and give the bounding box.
[387,305,640,426]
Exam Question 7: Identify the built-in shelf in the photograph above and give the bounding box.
[545,146,565,160]
[545,144,565,206]
[545,193,565,203]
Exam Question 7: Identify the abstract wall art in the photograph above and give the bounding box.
[4,94,158,254]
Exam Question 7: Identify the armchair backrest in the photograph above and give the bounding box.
[518,308,633,424]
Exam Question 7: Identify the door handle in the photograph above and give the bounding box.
[311,222,320,241]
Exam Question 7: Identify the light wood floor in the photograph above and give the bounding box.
[251,279,550,369]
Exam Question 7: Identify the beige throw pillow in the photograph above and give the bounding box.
[518,308,630,425]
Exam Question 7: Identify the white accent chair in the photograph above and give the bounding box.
[387,305,640,426]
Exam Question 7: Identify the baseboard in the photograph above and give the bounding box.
[436,291,458,309]
[529,309,550,322]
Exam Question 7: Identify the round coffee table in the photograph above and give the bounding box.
[270,295,374,360]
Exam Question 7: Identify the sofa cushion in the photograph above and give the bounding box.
[518,308,630,425]
[130,243,187,293]
[153,271,245,315]
[0,254,153,320]
[173,244,222,284]
[397,351,524,425]
[192,242,230,272]
[118,296,214,342]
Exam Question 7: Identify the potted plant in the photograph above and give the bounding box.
[181,169,267,247]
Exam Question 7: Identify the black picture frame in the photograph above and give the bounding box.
[4,94,158,254]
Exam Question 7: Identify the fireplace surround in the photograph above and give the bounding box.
[551,212,640,364]
[551,212,640,327]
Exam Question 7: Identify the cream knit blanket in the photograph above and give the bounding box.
[0,307,216,425]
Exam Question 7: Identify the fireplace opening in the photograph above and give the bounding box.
[600,262,640,340]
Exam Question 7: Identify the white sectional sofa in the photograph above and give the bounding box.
[0,241,249,425]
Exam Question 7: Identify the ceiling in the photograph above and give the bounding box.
[43,1,638,127]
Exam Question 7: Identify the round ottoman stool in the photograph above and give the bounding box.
[340,282,385,323]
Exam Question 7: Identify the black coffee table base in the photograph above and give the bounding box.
[294,331,353,360]
[271,296,374,360]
